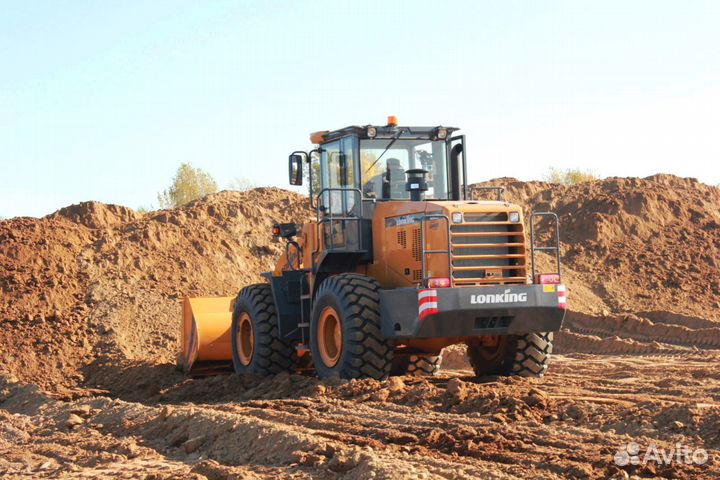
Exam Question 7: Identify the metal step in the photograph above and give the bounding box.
[452,265,525,272]
[451,242,525,249]
[451,231,524,237]
[452,276,527,284]
[452,253,526,260]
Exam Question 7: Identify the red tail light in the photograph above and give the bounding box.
[427,277,451,288]
[536,273,560,285]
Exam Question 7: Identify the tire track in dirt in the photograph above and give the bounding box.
[554,330,691,355]
[565,312,720,349]
[4,352,720,479]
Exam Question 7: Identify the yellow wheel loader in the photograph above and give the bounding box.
[179,117,567,379]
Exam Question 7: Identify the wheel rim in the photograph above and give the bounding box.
[476,336,506,362]
[318,306,342,367]
[237,312,254,366]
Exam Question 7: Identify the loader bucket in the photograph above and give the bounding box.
[179,296,235,374]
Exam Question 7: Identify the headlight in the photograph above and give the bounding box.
[367,126,377,138]
[452,212,463,223]
[509,212,520,223]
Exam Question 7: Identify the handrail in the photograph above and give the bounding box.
[314,187,364,256]
[419,214,452,287]
[530,212,561,281]
[472,186,505,201]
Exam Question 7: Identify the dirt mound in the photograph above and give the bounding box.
[472,175,720,357]
[472,175,720,318]
[1,174,719,394]
[50,201,141,230]
[0,188,311,392]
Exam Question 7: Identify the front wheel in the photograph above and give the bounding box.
[390,354,442,376]
[231,284,297,375]
[467,332,553,378]
[310,274,393,380]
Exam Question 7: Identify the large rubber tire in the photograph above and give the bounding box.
[231,284,297,375]
[310,274,393,380]
[467,332,553,378]
[390,354,442,377]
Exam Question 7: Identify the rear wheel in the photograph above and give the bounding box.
[231,284,297,375]
[390,354,442,376]
[310,274,393,380]
[467,332,553,378]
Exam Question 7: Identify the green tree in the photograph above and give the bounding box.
[157,163,218,208]
[303,153,322,196]
[543,167,598,185]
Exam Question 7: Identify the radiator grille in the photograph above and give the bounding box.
[450,214,527,286]
[397,230,407,248]
[411,228,422,261]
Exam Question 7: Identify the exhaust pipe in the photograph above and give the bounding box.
[405,169,429,202]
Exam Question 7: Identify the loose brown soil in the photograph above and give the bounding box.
[1,176,719,479]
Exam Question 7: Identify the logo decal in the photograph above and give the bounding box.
[471,288,528,305]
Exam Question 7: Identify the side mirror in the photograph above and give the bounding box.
[288,153,304,185]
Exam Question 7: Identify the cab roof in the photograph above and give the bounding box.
[312,124,459,145]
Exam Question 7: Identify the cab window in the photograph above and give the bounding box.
[319,137,359,215]
[360,139,449,200]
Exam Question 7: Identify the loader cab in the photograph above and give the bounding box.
[290,120,467,205]
[287,118,467,268]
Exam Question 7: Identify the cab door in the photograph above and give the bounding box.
[319,136,361,250]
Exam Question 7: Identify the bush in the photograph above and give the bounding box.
[227,177,256,192]
[543,167,598,185]
[157,163,218,208]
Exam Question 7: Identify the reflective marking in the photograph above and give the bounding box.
[418,289,438,300]
[418,289,439,320]
[419,301,438,314]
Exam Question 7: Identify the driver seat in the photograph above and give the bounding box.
[382,158,409,199]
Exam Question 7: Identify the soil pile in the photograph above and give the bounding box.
[1,175,719,392]
[0,188,312,391]
[471,175,720,317]
[471,175,720,356]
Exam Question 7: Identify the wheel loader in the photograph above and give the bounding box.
[179,117,567,379]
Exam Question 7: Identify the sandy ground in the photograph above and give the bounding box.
[1,352,719,479]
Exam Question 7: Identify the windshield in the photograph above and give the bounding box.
[360,139,448,200]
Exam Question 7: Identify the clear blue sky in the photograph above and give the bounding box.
[1,1,719,218]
